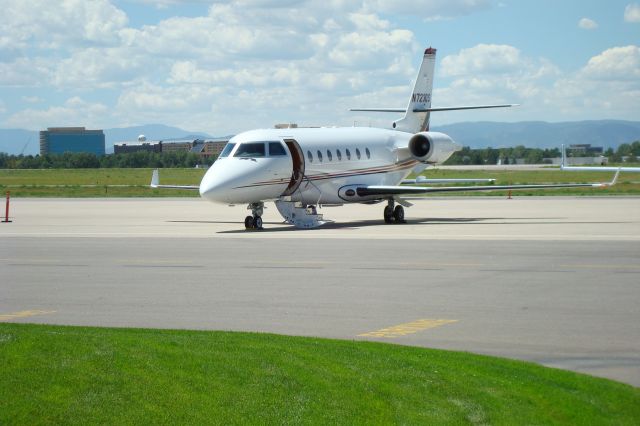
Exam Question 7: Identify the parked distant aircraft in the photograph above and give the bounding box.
[152,47,616,229]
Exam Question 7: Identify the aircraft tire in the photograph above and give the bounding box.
[253,216,263,229]
[384,205,394,223]
[244,215,254,229]
[393,205,405,223]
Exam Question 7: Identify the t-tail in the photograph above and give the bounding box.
[393,47,437,133]
[350,46,519,134]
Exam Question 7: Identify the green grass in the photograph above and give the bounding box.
[0,323,638,425]
[0,168,205,197]
[0,167,639,197]
[409,168,640,196]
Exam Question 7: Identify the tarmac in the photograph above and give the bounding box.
[1,196,639,386]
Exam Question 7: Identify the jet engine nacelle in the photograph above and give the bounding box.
[408,131,460,164]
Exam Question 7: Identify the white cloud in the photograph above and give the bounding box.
[0,0,128,51]
[440,44,526,77]
[21,96,43,104]
[61,1,420,133]
[0,0,637,133]
[118,4,320,62]
[624,3,640,22]
[0,0,496,133]
[167,61,303,87]
[363,0,491,20]
[328,28,415,68]
[578,18,598,30]
[5,97,110,130]
[433,44,640,123]
[581,45,640,81]
[53,48,149,88]
[0,57,52,87]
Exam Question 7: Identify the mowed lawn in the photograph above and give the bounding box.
[0,168,205,197]
[0,323,639,425]
[0,167,639,197]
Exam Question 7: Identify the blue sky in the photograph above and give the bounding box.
[1,0,638,135]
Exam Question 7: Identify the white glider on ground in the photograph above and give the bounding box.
[152,47,616,229]
[560,144,640,172]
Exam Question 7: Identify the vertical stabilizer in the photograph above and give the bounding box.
[393,47,437,133]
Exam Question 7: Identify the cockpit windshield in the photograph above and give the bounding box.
[233,142,266,158]
[219,143,236,158]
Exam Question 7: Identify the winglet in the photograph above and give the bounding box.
[561,144,566,169]
[151,169,159,188]
[592,168,620,188]
[609,168,621,186]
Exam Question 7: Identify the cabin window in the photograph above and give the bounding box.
[356,148,361,160]
[234,142,265,158]
[336,149,342,161]
[268,142,286,156]
[327,150,333,161]
[365,147,371,159]
[307,150,313,163]
[219,143,236,158]
[345,148,351,160]
[317,150,323,162]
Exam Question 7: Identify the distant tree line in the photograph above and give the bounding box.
[603,141,640,163]
[444,141,640,165]
[1,141,638,169]
[0,151,217,169]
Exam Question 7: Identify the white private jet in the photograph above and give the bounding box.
[152,47,617,229]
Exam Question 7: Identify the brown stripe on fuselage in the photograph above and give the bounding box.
[232,159,420,189]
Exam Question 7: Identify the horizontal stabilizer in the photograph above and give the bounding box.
[349,108,405,113]
[414,104,519,112]
[350,104,518,113]
[150,169,200,190]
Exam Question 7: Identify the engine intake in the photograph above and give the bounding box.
[409,133,433,159]
[408,131,459,163]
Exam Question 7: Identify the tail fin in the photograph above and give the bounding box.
[393,47,437,133]
[349,47,516,130]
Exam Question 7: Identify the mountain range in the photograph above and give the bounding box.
[431,120,640,150]
[1,120,639,156]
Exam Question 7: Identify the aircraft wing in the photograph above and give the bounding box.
[402,178,495,184]
[150,169,200,190]
[357,172,619,196]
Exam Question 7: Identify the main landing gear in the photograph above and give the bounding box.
[244,202,264,230]
[383,199,405,224]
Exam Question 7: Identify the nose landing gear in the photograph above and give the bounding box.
[383,199,405,224]
[245,202,264,230]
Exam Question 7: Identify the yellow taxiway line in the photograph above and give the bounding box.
[358,318,458,338]
[0,310,57,321]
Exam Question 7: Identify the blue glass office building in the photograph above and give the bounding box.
[39,127,105,156]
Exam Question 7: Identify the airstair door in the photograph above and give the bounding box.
[282,138,305,196]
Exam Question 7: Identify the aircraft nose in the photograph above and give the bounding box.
[199,176,227,201]
[199,165,232,202]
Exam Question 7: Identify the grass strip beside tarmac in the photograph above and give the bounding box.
[1,167,639,197]
[1,323,638,425]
